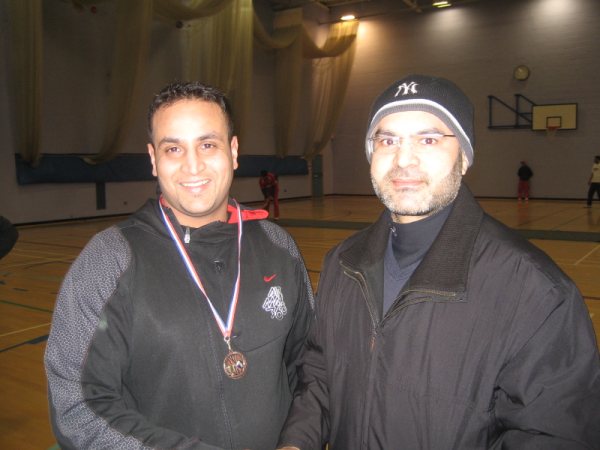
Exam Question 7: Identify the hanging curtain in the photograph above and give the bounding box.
[253,12,298,50]
[253,12,358,157]
[304,21,358,161]
[274,28,303,158]
[153,0,232,19]
[87,0,243,163]
[85,0,154,164]
[7,0,43,166]
[8,1,356,166]
[180,0,253,146]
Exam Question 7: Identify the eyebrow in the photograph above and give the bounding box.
[156,132,224,147]
[374,127,447,136]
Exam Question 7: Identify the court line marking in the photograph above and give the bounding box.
[0,258,74,270]
[0,322,51,338]
[0,333,49,353]
[0,299,54,314]
[574,244,600,266]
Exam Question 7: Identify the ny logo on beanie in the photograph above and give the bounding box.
[395,82,418,97]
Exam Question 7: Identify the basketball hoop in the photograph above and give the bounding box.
[546,125,559,137]
[545,116,561,137]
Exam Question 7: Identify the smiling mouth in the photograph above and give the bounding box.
[181,179,210,188]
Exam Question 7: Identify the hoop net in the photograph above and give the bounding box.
[546,125,559,138]
[545,116,561,138]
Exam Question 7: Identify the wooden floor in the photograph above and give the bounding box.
[1,196,599,449]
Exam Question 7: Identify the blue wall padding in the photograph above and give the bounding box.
[235,155,308,177]
[15,154,154,184]
[15,154,308,185]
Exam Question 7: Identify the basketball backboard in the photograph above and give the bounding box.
[531,103,577,131]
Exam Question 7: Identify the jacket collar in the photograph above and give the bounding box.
[226,202,268,223]
[340,183,483,296]
[141,197,268,242]
[156,196,268,225]
[404,183,483,294]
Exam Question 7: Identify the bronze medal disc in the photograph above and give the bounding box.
[223,350,247,379]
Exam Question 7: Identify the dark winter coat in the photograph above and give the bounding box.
[279,184,599,450]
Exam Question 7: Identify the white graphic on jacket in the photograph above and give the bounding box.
[262,286,287,320]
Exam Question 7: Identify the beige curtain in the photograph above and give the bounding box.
[153,0,232,20]
[7,0,43,166]
[253,13,298,50]
[181,0,253,146]
[85,0,154,164]
[89,0,250,161]
[8,1,356,165]
[274,29,303,157]
[253,13,358,157]
[304,21,358,160]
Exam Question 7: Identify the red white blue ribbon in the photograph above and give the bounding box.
[159,197,243,340]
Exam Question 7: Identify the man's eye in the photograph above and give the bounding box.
[379,137,396,147]
[419,135,439,145]
[200,142,218,151]
[165,146,181,154]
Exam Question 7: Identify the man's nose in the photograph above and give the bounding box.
[393,140,418,168]
[184,149,205,174]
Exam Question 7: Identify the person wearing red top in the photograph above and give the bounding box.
[259,170,280,219]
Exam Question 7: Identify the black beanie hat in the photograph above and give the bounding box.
[365,74,474,166]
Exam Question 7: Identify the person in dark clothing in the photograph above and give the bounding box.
[45,82,314,450]
[586,155,600,207]
[277,75,600,450]
[0,216,18,259]
[517,160,533,202]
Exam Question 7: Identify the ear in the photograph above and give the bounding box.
[147,143,158,177]
[230,136,239,170]
[461,150,469,175]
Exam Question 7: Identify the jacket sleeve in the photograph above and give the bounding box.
[44,229,224,450]
[278,252,334,450]
[493,283,600,449]
[283,251,315,392]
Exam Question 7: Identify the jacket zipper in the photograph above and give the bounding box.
[340,262,379,330]
[381,289,458,326]
[340,262,380,450]
[341,263,460,448]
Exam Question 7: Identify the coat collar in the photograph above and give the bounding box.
[405,183,483,294]
[340,183,484,296]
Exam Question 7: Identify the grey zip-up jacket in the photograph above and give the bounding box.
[45,199,314,450]
[279,184,600,450]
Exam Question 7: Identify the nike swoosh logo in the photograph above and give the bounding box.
[263,274,277,282]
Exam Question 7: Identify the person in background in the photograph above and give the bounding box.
[45,81,313,450]
[585,155,600,207]
[277,74,600,450]
[517,160,533,203]
[0,215,18,259]
[259,169,280,219]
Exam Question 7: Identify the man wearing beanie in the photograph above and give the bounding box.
[278,75,599,450]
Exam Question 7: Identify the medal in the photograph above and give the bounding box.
[223,337,247,379]
[160,198,247,379]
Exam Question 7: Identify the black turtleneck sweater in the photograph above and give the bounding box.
[382,204,453,314]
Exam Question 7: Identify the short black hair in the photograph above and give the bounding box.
[147,81,235,140]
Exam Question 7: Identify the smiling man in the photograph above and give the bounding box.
[45,82,313,450]
[277,75,599,450]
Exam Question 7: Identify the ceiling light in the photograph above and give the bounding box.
[433,1,451,7]
[340,14,356,21]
